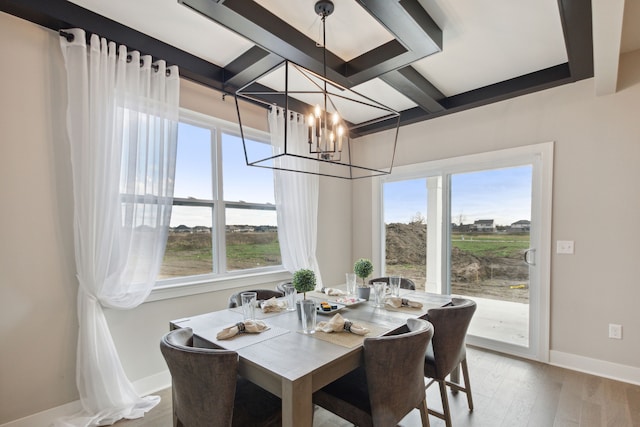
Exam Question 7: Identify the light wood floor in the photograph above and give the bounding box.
[116,347,640,427]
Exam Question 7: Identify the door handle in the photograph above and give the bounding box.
[524,248,536,266]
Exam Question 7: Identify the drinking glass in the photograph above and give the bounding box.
[373,282,387,308]
[300,299,317,334]
[389,275,401,297]
[241,292,257,321]
[346,273,357,296]
[283,284,297,311]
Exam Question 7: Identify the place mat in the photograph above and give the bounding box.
[382,303,428,316]
[196,324,290,351]
[302,321,389,348]
[229,304,293,320]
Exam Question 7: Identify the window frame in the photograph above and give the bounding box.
[149,108,289,302]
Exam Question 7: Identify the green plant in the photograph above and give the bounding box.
[292,268,316,299]
[353,258,374,287]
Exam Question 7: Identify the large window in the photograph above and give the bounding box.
[158,110,281,282]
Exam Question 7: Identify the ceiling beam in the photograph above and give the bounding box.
[380,67,445,113]
[0,0,225,90]
[179,0,443,87]
[591,0,625,95]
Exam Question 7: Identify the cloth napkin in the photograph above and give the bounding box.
[321,287,346,296]
[384,297,423,309]
[315,313,369,335]
[216,320,269,340]
[260,297,287,312]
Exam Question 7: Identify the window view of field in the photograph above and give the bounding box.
[385,220,530,304]
[158,226,281,279]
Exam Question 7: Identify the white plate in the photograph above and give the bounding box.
[335,297,366,306]
[316,302,345,315]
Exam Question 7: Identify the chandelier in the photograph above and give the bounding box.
[235,0,400,179]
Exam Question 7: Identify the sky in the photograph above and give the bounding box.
[170,122,277,227]
[172,121,532,228]
[383,165,532,226]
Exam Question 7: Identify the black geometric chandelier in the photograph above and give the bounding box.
[235,0,400,179]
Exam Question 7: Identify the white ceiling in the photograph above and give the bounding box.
[64,0,640,123]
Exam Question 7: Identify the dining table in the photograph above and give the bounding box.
[169,287,452,427]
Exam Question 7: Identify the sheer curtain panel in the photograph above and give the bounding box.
[269,107,323,289]
[57,29,179,426]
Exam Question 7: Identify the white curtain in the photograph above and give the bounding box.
[269,108,323,289]
[57,29,179,426]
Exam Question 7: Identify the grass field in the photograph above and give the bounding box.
[158,230,280,278]
[451,232,530,258]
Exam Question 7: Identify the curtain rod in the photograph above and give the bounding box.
[58,30,172,76]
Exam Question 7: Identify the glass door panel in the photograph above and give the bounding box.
[450,165,532,348]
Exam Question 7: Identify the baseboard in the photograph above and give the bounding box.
[0,371,171,427]
[550,350,640,386]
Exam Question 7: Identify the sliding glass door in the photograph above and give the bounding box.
[379,143,552,360]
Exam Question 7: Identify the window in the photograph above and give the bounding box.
[158,110,281,282]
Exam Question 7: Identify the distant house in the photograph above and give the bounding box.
[173,224,192,233]
[192,226,211,234]
[473,219,495,232]
[510,219,531,232]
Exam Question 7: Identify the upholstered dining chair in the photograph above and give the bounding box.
[160,327,281,427]
[227,289,284,308]
[275,281,293,294]
[313,318,434,427]
[422,298,476,427]
[368,276,417,290]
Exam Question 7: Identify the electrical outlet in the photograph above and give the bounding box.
[608,324,622,339]
[556,240,574,254]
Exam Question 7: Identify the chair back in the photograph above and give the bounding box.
[368,276,416,290]
[425,297,476,379]
[275,281,293,294]
[160,327,238,427]
[363,318,434,426]
[228,289,284,308]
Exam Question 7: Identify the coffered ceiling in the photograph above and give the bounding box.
[2,0,638,137]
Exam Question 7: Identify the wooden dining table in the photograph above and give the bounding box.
[169,289,452,427]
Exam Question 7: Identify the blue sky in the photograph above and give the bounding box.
[383,166,532,226]
[172,122,532,228]
[170,123,276,227]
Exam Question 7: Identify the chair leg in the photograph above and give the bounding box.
[461,358,473,411]
[418,398,430,427]
[439,380,453,427]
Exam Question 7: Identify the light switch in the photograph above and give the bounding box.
[556,240,574,254]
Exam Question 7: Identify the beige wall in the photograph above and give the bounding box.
[0,13,351,424]
[353,51,640,368]
[1,9,639,425]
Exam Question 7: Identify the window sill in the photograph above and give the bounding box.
[146,269,292,303]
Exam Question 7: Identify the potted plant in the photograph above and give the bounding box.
[353,258,374,300]
[293,268,316,319]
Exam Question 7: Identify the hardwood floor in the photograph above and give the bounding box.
[115,347,640,426]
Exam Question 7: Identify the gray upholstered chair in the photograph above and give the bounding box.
[368,276,417,290]
[422,298,476,427]
[313,318,434,427]
[227,289,284,308]
[275,281,293,294]
[160,327,281,427]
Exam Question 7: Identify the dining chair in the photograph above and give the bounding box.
[227,289,284,308]
[422,297,477,427]
[368,276,417,290]
[275,280,294,294]
[313,318,434,427]
[160,327,281,427]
